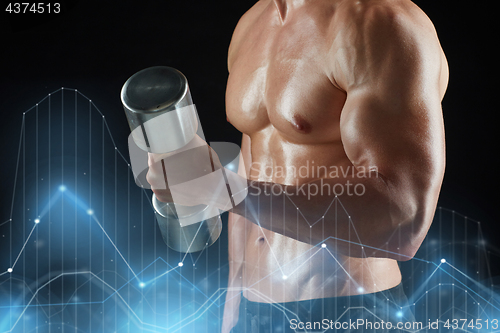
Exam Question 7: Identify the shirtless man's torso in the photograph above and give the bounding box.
[222,0,448,331]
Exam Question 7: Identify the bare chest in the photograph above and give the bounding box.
[226,12,346,144]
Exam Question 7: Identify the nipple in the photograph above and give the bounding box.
[291,115,311,133]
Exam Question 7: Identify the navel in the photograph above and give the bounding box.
[291,114,312,134]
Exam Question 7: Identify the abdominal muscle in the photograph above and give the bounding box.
[242,223,402,302]
[239,131,402,303]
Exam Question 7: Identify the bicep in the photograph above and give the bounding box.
[337,7,447,220]
[228,134,252,268]
[337,6,446,185]
[238,133,252,178]
[340,89,445,189]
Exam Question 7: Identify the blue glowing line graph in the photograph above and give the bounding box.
[2,188,498,333]
[0,183,226,332]
[1,88,221,332]
[0,271,226,333]
[0,88,499,333]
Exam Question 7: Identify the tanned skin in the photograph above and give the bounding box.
[147,0,448,332]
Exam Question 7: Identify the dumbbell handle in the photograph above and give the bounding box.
[121,66,222,253]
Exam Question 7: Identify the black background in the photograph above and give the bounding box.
[1,0,498,245]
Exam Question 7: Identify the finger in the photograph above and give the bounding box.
[146,159,169,190]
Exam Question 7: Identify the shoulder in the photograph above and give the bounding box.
[335,0,435,32]
[331,0,447,92]
[228,1,269,72]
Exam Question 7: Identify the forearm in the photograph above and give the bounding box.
[222,253,243,333]
[221,282,242,333]
[229,174,421,260]
[221,212,247,333]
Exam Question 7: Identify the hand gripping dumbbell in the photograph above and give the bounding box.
[121,66,246,253]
